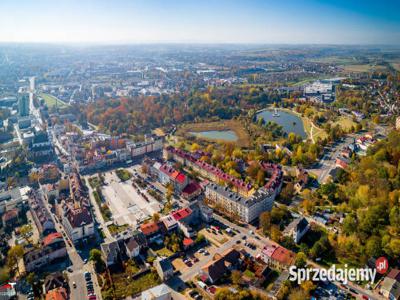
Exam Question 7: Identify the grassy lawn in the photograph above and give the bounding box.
[332,116,357,132]
[115,169,132,182]
[106,270,161,299]
[108,223,129,235]
[88,176,102,189]
[177,119,251,148]
[39,93,68,108]
[155,247,174,257]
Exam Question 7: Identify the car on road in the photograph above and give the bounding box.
[72,282,77,288]
[67,267,73,272]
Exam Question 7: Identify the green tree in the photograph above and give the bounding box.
[7,245,24,275]
[259,211,271,233]
[231,270,242,286]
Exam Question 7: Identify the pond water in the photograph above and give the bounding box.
[256,109,307,138]
[189,130,238,142]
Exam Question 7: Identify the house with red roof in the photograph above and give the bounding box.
[0,283,16,299]
[260,243,295,271]
[23,232,67,272]
[182,238,194,250]
[158,163,189,192]
[140,222,162,243]
[182,181,202,200]
[45,287,68,300]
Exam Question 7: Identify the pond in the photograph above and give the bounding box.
[256,109,307,139]
[189,130,238,142]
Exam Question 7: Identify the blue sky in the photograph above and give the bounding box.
[0,0,399,44]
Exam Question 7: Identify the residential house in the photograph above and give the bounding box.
[336,156,350,169]
[182,181,202,201]
[159,215,178,234]
[24,232,67,272]
[101,239,121,267]
[154,257,174,281]
[380,269,400,300]
[200,248,241,284]
[140,222,162,244]
[294,168,309,194]
[44,272,68,293]
[283,217,310,244]
[125,237,140,259]
[260,244,295,271]
[183,238,194,250]
[0,283,16,299]
[45,287,68,300]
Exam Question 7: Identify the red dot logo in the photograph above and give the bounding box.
[375,257,389,274]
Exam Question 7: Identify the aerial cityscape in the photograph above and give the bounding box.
[0,1,400,300]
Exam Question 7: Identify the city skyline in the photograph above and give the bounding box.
[0,0,399,45]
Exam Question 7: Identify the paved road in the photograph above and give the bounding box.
[310,126,388,184]
[178,213,275,283]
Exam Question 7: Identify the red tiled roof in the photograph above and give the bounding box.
[183,238,194,247]
[182,182,201,195]
[140,222,159,235]
[171,207,192,221]
[270,246,295,266]
[45,287,68,300]
[43,232,63,247]
[175,173,186,184]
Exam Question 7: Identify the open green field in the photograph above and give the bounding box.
[340,64,388,73]
[309,56,358,65]
[39,93,69,108]
[177,119,251,147]
[332,116,357,132]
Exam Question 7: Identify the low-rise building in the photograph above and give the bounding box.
[154,257,174,281]
[24,232,67,272]
[101,239,121,267]
[200,248,241,284]
[380,269,400,300]
[283,217,310,244]
[45,287,68,300]
[260,244,295,271]
[141,283,171,300]
[125,237,140,259]
[0,186,30,214]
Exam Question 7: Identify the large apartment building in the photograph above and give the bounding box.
[164,146,282,223]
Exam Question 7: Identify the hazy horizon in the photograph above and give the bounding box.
[1,0,399,45]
